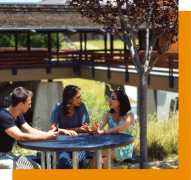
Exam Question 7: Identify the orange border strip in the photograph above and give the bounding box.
[13,11,190,180]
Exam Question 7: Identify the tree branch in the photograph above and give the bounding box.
[96,1,112,27]
[148,28,164,59]
[146,37,173,76]
[116,0,131,48]
[95,0,141,71]
[172,0,178,7]
[125,0,134,31]
[143,1,155,65]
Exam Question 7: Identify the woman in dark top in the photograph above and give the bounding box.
[50,85,93,169]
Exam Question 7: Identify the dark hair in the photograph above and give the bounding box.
[110,90,131,116]
[11,87,33,107]
[62,85,81,115]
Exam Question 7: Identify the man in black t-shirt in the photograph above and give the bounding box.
[0,87,58,169]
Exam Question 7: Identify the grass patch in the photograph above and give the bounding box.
[133,114,178,162]
[12,144,37,156]
[63,39,138,50]
[72,39,125,50]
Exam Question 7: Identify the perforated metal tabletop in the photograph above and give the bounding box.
[18,133,134,169]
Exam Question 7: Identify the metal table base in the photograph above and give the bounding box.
[41,149,112,169]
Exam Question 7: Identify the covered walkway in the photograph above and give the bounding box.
[0,27,178,92]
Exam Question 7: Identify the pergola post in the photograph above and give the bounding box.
[48,32,51,53]
[169,56,174,88]
[107,33,114,80]
[84,32,87,52]
[110,34,114,53]
[57,32,59,62]
[124,42,129,82]
[47,32,51,74]
[124,41,127,53]
[13,32,18,75]
[27,32,30,52]
[78,32,83,75]
[15,32,18,52]
[80,32,83,52]
[105,33,108,78]
[84,32,87,64]
[104,33,107,53]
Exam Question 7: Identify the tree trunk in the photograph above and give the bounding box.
[138,72,148,169]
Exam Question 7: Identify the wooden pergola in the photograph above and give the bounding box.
[0,27,178,89]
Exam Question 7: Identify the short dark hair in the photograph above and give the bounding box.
[110,90,131,116]
[62,85,81,115]
[11,87,33,107]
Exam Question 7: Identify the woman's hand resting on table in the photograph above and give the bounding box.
[65,130,78,136]
[59,129,78,136]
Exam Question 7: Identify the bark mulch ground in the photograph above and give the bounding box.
[112,158,179,169]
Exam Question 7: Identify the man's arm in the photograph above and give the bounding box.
[21,122,49,135]
[5,125,58,142]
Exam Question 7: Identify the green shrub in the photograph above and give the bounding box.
[0,33,64,48]
[132,114,178,162]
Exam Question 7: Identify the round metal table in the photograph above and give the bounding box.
[18,133,134,169]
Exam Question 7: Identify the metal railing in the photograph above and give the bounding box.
[0,50,178,75]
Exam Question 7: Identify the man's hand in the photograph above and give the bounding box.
[44,131,59,140]
[49,127,58,132]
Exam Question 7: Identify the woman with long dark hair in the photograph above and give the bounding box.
[89,90,134,169]
[50,85,92,169]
